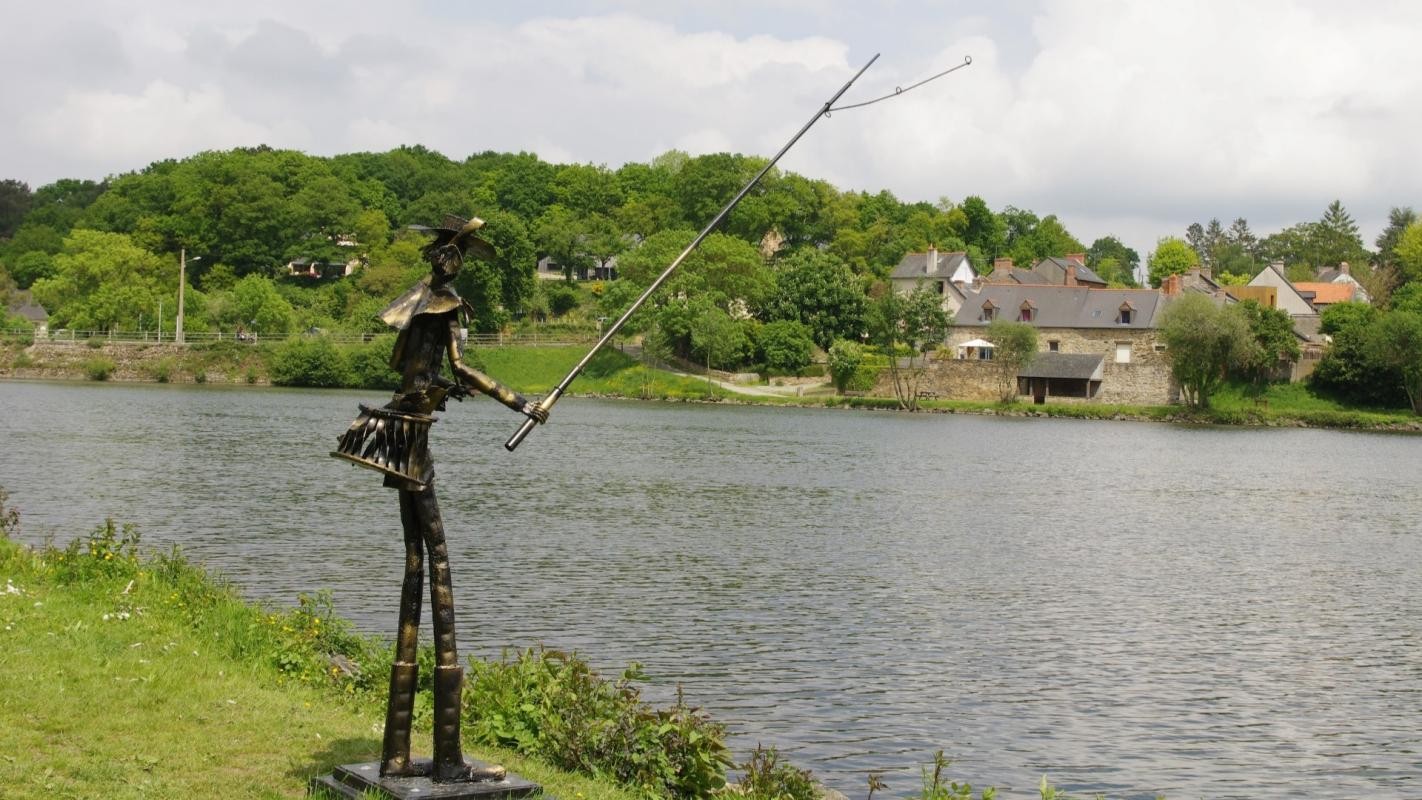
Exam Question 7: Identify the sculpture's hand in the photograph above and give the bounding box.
[448,382,470,402]
[520,400,549,424]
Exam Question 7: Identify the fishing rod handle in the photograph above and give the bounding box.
[504,387,563,451]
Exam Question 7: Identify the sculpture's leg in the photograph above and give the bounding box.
[416,487,506,784]
[380,489,425,777]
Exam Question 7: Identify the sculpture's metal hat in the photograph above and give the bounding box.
[410,214,496,261]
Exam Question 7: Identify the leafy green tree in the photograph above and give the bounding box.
[867,286,949,410]
[1309,302,1404,406]
[9,251,56,289]
[490,152,557,220]
[1007,214,1083,266]
[619,231,772,314]
[534,205,592,281]
[1159,294,1252,407]
[756,320,815,373]
[553,164,623,217]
[959,196,1005,259]
[673,153,756,229]
[986,319,1038,402]
[1394,221,1422,286]
[0,179,31,239]
[1086,236,1140,285]
[31,230,168,331]
[1367,310,1422,413]
[1258,222,1322,272]
[1375,207,1417,270]
[456,209,536,331]
[764,249,867,349]
[827,339,866,393]
[1233,300,1300,394]
[1147,237,1200,287]
[231,274,296,334]
[689,303,751,373]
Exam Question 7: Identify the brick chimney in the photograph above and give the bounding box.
[1065,265,1078,287]
[992,257,1014,279]
[1161,274,1182,297]
[1339,261,1350,275]
[1066,253,1086,265]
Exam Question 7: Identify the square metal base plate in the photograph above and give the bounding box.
[309,758,542,799]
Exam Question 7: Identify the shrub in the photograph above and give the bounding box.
[546,283,582,318]
[150,357,177,383]
[13,351,35,368]
[828,339,863,392]
[82,356,115,381]
[347,334,399,391]
[465,648,732,799]
[85,337,105,349]
[268,337,351,387]
[736,745,818,800]
[756,320,815,374]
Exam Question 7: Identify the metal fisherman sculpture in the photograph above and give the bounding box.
[331,215,546,785]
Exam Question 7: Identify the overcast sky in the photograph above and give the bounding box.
[5,0,1421,261]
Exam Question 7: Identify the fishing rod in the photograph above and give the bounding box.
[505,52,970,452]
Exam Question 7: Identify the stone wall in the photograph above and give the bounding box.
[891,326,1182,405]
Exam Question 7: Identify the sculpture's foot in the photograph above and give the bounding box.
[432,760,507,784]
[378,756,429,778]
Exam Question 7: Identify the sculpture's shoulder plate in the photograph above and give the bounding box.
[379,279,463,331]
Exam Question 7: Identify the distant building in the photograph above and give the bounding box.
[537,256,618,281]
[6,294,49,336]
[981,253,1107,288]
[287,257,362,280]
[889,247,975,314]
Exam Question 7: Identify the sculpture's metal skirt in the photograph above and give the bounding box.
[331,404,437,491]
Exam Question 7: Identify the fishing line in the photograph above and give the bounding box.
[826,55,973,114]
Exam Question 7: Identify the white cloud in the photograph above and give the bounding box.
[22,82,270,171]
[3,1,1421,257]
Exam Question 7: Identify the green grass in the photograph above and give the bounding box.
[476,346,733,401]
[0,522,642,800]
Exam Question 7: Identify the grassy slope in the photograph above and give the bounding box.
[0,534,639,800]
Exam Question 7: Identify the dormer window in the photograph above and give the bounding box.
[1117,302,1134,325]
[980,299,996,322]
[1019,301,1035,322]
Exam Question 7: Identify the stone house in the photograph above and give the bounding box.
[6,295,49,336]
[916,284,1176,405]
[982,253,1108,288]
[889,247,974,315]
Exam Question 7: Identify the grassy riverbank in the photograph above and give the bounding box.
[0,519,651,800]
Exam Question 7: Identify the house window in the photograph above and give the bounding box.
[980,301,996,322]
[1018,301,1035,322]
[936,281,946,295]
[1117,303,1134,324]
[1048,340,1059,352]
[1116,342,1132,363]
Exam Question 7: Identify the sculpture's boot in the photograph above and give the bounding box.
[379,662,419,776]
[431,665,506,783]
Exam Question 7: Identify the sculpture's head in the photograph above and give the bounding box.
[415,215,496,285]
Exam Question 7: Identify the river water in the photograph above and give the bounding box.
[1,380,1419,798]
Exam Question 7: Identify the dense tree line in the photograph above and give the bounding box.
[5,146,1422,393]
[0,145,1123,374]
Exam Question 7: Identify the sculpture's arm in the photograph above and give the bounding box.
[445,318,547,422]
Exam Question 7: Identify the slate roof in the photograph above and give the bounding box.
[1018,352,1105,380]
[1033,256,1107,286]
[891,251,970,280]
[955,285,1165,328]
[8,301,48,323]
